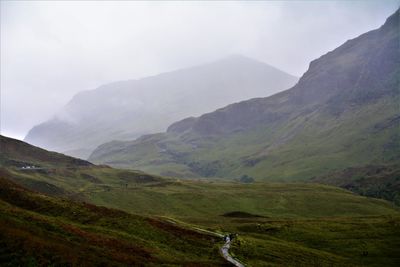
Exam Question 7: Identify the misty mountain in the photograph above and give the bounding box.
[89,10,400,181]
[24,55,297,159]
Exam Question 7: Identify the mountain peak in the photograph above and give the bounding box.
[205,54,297,80]
[25,53,298,159]
[384,8,399,25]
[213,54,275,68]
[219,54,257,62]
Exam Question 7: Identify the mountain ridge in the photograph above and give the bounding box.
[24,55,297,159]
[89,9,400,186]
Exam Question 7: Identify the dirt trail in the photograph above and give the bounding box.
[165,218,244,266]
[220,235,245,267]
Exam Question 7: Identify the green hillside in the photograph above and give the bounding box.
[1,135,164,199]
[1,134,400,266]
[4,168,400,266]
[0,135,91,168]
[89,9,400,186]
[229,215,400,266]
[1,9,400,266]
[89,95,399,182]
[2,134,396,221]
[0,174,226,266]
[85,180,399,221]
[312,164,400,205]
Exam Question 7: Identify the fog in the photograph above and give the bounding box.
[1,0,399,140]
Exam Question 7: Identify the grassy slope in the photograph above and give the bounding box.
[84,179,400,266]
[3,166,400,266]
[89,9,400,186]
[8,162,398,222]
[84,180,398,220]
[2,165,164,199]
[90,95,399,183]
[0,174,226,266]
[312,164,400,205]
[0,134,166,198]
[0,135,91,168]
[229,215,400,266]
[1,135,400,266]
[199,96,400,181]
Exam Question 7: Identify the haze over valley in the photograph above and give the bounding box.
[24,55,297,158]
[1,1,399,266]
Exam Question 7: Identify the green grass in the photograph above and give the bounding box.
[0,176,227,266]
[2,134,400,266]
[81,176,400,266]
[5,163,398,222]
[229,216,400,266]
[89,95,400,186]
[0,135,91,169]
[4,164,399,266]
[83,180,398,221]
[312,164,400,205]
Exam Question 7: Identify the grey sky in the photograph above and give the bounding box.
[1,0,399,140]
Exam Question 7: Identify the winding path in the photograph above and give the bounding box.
[165,218,245,266]
[220,235,245,267]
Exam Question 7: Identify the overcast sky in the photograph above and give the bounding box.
[1,0,399,140]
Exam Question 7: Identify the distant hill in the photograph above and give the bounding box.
[24,55,297,159]
[0,135,91,168]
[0,134,162,198]
[90,9,400,187]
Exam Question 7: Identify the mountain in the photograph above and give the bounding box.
[311,164,400,205]
[24,55,298,159]
[89,10,400,187]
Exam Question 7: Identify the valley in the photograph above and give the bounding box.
[1,5,399,267]
[88,8,400,208]
[2,134,400,266]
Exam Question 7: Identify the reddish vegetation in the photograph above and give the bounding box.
[0,221,155,266]
[0,172,225,266]
[0,175,155,265]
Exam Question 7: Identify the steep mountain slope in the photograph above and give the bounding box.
[24,55,297,159]
[90,9,400,183]
[311,164,400,205]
